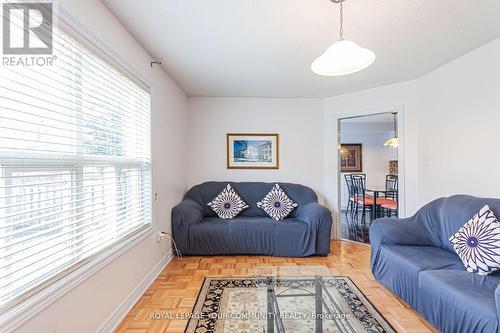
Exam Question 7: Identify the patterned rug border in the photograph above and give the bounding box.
[185,276,397,333]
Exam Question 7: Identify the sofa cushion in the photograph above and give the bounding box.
[449,204,500,275]
[372,245,464,307]
[188,217,309,256]
[257,183,298,220]
[207,184,249,219]
[417,270,500,333]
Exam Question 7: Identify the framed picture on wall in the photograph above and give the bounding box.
[389,160,398,175]
[227,133,279,169]
[340,144,362,172]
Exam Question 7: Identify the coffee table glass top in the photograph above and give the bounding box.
[186,266,395,333]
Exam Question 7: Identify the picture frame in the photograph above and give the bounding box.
[389,160,398,175]
[227,133,279,169]
[340,143,362,172]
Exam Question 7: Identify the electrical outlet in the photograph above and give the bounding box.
[154,192,160,201]
[156,231,167,242]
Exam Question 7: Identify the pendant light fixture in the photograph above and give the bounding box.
[384,112,399,148]
[311,0,375,76]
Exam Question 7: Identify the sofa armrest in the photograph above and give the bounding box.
[369,217,433,247]
[370,216,433,272]
[171,199,205,253]
[295,203,332,255]
[296,203,331,224]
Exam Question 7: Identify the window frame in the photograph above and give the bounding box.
[0,5,154,332]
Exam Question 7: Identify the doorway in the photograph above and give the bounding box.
[337,112,402,244]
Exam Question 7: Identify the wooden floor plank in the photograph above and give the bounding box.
[115,240,437,333]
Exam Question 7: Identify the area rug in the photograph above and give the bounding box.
[185,276,396,333]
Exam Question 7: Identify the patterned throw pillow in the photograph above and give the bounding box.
[257,183,298,220]
[207,184,249,219]
[449,205,500,275]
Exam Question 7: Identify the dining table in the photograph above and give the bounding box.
[365,185,397,219]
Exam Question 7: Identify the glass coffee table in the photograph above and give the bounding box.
[186,266,395,333]
[261,275,366,333]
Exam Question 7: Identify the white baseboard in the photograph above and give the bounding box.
[96,248,174,333]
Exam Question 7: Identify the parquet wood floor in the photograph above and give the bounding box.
[115,241,437,333]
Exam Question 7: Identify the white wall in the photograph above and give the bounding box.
[15,1,188,332]
[417,37,500,203]
[187,97,325,199]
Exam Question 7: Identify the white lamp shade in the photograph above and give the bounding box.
[311,40,376,76]
[383,137,399,148]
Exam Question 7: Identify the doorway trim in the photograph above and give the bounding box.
[335,105,406,240]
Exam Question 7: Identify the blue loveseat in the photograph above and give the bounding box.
[172,182,332,257]
[370,195,500,333]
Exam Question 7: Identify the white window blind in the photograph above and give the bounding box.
[0,14,152,310]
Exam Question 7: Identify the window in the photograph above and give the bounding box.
[0,14,152,310]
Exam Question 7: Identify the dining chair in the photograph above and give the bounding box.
[385,175,398,199]
[380,175,398,217]
[352,174,374,222]
[344,174,356,218]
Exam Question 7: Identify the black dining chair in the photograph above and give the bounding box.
[352,174,374,222]
[385,175,398,199]
[344,173,367,218]
[344,174,356,218]
[380,175,398,217]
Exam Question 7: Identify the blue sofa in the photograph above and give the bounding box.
[172,182,332,257]
[370,195,500,333]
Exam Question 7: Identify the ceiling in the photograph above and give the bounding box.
[341,113,394,132]
[342,113,393,123]
[102,0,500,98]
